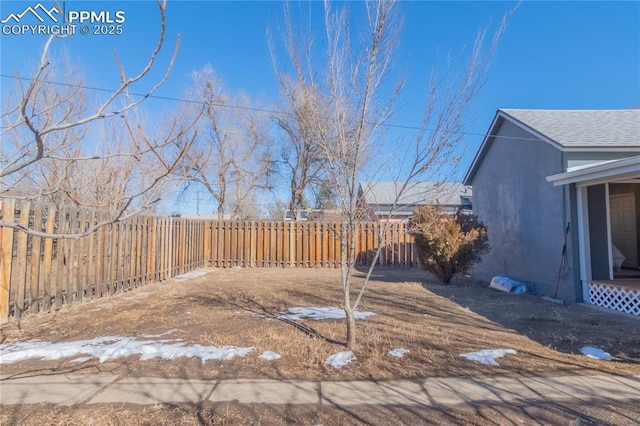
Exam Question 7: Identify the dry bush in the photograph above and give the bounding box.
[409,205,489,284]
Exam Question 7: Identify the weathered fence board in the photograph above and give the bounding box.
[0,198,416,320]
[0,199,16,319]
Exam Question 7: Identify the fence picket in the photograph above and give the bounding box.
[29,202,43,313]
[14,200,31,317]
[0,199,16,318]
[41,204,56,311]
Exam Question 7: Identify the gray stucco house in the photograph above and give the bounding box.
[464,109,640,315]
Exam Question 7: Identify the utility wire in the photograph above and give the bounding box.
[1,73,544,142]
[0,73,273,115]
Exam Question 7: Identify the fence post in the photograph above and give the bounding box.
[30,202,44,312]
[42,204,56,311]
[0,199,16,320]
[14,200,31,317]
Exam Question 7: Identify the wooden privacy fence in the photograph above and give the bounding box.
[0,198,415,319]
[206,221,415,268]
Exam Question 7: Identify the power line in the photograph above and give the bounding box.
[0,73,542,142]
[0,73,283,116]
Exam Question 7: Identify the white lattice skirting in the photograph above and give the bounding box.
[589,282,640,316]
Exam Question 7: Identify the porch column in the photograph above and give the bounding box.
[576,185,591,302]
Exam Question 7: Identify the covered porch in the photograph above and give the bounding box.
[548,155,640,316]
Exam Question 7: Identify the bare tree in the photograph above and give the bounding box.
[314,180,337,210]
[277,0,512,348]
[266,198,289,220]
[178,65,273,220]
[269,8,334,221]
[0,0,195,238]
[273,81,331,220]
[15,110,192,211]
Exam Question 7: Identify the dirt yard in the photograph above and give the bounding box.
[1,267,639,424]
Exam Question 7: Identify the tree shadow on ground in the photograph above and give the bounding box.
[366,267,640,367]
[3,399,639,425]
[184,293,344,347]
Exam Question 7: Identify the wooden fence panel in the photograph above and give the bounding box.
[0,199,15,318]
[0,197,416,320]
[74,208,85,303]
[232,221,240,267]
[28,202,43,313]
[86,210,96,299]
[107,220,116,295]
[51,206,62,308]
[160,218,168,280]
[115,220,124,293]
[96,217,103,297]
[41,204,55,311]
[14,200,30,317]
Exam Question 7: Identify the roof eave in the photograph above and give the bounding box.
[561,146,640,152]
[463,111,503,185]
[546,155,640,187]
[463,109,569,185]
[498,110,566,151]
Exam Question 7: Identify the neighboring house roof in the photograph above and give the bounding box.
[359,182,472,209]
[464,109,640,185]
[284,209,342,221]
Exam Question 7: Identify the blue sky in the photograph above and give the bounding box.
[1,1,639,214]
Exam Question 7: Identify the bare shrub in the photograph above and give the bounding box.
[409,206,489,284]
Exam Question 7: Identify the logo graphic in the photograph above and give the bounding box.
[1,3,59,24]
[2,2,126,36]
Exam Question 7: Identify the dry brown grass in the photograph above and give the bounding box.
[3,268,640,424]
[1,267,639,381]
[2,400,640,426]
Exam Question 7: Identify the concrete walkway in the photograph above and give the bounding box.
[1,373,640,407]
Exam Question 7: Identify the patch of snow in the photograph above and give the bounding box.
[0,336,253,365]
[70,356,93,363]
[580,346,612,361]
[325,351,355,369]
[174,269,211,280]
[388,348,409,358]
[423,314,431,318]
[460,348,516,366]
[278,307,375,321]
[259,351,281,361]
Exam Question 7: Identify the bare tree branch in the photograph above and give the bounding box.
[176,65,273,219]
[1,0,179,179]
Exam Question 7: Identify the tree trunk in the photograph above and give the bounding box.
[344,303,357,349]
[342,220,358,349]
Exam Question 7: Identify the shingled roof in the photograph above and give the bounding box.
[359,182,472,207]
[500,109,640,148]
[464,109,640,185]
